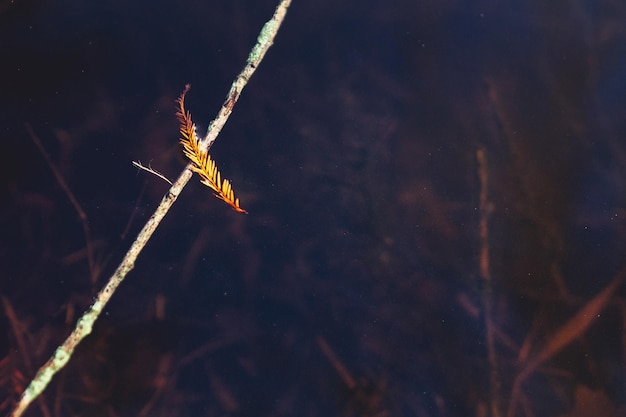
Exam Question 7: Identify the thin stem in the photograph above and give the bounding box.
[477,148,501,417]
[26,124,97,285]
[10,1,291,416]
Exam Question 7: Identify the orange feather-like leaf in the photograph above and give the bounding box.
[176,85,247,214]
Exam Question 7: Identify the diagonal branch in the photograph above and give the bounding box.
[10,1,291,416]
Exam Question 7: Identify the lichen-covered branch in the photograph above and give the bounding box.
[10,1,291,416]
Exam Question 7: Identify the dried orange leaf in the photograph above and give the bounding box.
[177,86,247,214]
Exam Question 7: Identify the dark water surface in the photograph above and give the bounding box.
[1,1,625,416]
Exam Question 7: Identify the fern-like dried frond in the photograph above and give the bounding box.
[176,84,202,166]
[177,85,247,214]
[195,154,247,213]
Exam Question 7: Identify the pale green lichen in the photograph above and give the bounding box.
[53,346,71,368]
[248,19,278,64]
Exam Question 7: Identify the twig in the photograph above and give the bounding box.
[26,124,97,285]
[506,267,625,417]
[120,182,147,241]
[316,336,356,390]
[132,160,173,185]
[9,1,292,416]
[477,148,501,417]
[1,298,52,417]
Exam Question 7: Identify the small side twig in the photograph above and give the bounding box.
[10,1,291,416]
[133,160,173,185]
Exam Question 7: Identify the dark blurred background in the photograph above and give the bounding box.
[1,0,626,416]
